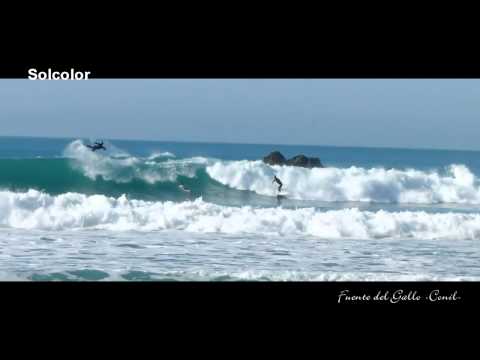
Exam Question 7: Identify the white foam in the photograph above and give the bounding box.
[207,160,480,204]
[63,140,199,183]
[182,270,480,282]
[1,270,477,281]
[147,151,176,160]
[3,189,480,239]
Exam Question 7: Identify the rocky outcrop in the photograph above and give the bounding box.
[262,151,323,168]
[263,151,287,166]
[286,154,323,168]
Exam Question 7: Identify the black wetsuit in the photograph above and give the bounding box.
[273,176,283,192]
[87,142,106,151]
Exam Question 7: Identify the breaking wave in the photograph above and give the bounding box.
[207,160,480,204]
[3,140,480,206]
[3,189,480,239]
[63,140,204,184]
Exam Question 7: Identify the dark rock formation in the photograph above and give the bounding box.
[263,151,287,166]
[262,151,323,168]
[286,155,323,168]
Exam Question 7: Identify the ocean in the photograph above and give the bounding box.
[1,136,480,281]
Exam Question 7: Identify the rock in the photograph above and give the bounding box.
[308,157,323,168]
[263,151,287,166]
[262,151,324,168]
[286,155,323,168]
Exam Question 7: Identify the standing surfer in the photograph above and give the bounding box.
[272,175,283,193]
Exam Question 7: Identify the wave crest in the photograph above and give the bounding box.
[206,160,480,204]
[63,140,203,184]
[2,189,480,239]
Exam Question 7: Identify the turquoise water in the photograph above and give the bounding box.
[3,135,480,170]
[1,136,480,281]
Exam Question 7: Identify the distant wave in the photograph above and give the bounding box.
[3,189,480,239]
[207,160,480,204]
[147,151,176,160]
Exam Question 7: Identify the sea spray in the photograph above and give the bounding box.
[3,140,480,205]
[3,189,480,239]
[63,140,203,183]
[207,160,480,204]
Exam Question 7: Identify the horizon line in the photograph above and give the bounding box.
[1,134,479,153]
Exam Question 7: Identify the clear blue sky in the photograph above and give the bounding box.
[0,79,479,150]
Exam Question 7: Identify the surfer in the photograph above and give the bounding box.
[272,175,283,193]
[86,140,106,152]
[179,184,191,194]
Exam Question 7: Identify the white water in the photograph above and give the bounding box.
[63,140,204,183]
[4,141,479,281]
[3,189,480,240]
[207,160,480,204]
[147,151,176,159]
[62,141,480,205]
[1,225,479,281]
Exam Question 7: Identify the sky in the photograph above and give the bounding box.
[0,79,479,150]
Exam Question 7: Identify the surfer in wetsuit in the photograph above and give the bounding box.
[272,175,283,193]
[86,141,106,152]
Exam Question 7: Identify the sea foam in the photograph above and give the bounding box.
[63,140,203,183]
[2,189,480,239]
[207,160,480,204]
